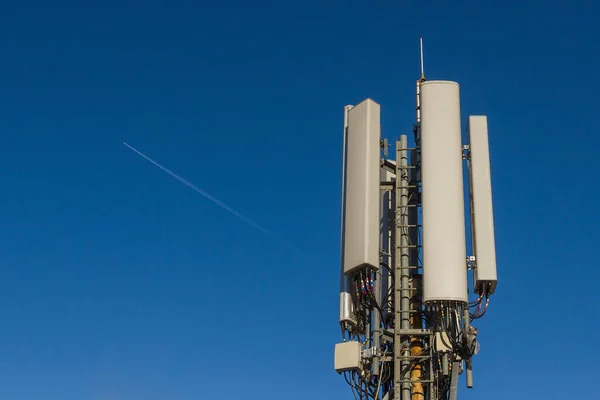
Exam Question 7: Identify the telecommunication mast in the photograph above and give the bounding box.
[334,40,498,400]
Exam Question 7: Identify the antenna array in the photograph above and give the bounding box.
[334,41,498,400]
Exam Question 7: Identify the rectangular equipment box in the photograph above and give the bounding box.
[334,341,362,373]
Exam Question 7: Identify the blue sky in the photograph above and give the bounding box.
[0,1,598,399]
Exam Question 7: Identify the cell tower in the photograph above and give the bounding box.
[334,40,498,400]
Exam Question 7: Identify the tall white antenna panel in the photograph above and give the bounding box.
[467,116,498,294]
[420,81,468,303]
[342,99,381,275]
[339,105,355,325]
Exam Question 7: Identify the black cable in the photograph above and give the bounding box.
[471,293,490,320]
[380,261,394,279]
[344,372,360,400]
[367,293,387,328]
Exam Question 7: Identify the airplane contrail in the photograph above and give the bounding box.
[123,142,287,246]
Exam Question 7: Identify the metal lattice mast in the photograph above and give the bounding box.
[395,135,408,399]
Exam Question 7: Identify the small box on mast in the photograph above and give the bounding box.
[334,341,362,373]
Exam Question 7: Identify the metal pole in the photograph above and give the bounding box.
[395,135,411,400]
[373,269,381,376]
[464,308,474,388]
[393,138,402,400]
[448,361,460,400]
[408,151,424,400]
[400,136,411,400]
[409,277,424,400]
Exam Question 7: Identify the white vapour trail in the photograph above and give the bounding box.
[123,142,280,240]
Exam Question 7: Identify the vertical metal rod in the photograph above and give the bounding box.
[466,359,473,388]
[373,270,381,375]
[419,37,425,80]
[395,135,411,400]
[464,308,474,388]
[465,151,476,390]
[408,153,424,400]
[429,337,436,400]
[394,139,402,400]
[449,361,460,400]
[409,278,424,400]
[400,136,411,400]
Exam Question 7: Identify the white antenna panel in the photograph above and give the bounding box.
[420,81,468,303]
[467,116,498,294]
[342,99,381,275]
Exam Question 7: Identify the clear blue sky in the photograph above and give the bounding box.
[0,1,597,399]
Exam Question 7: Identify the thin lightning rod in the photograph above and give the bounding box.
[123,142,291,249]
[420,37,425,80]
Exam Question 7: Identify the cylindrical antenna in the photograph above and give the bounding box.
[420,37,425,81]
